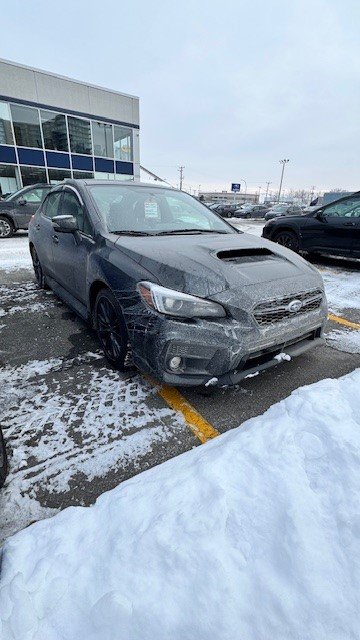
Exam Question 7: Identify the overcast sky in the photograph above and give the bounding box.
[2,0,359,196]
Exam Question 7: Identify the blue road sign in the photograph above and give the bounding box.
[231,183,241,192]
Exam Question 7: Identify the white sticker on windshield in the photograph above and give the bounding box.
[144,199,160,219]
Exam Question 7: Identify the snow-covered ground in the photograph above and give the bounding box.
[0,353,187,544]
[1,369,360,640]
[0,234,31,272]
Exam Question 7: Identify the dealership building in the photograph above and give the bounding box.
[0,58,140,195]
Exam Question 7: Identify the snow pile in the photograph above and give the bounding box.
[1,370,360,640]
[326,327,360,354]
[322,268,360,313]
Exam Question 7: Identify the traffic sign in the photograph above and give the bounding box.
[231,183,241,192]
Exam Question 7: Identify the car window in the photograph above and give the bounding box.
[62,190,93,235]
[20,188,46,203]
[89,185,233,235]
[322,197,360,218]
[43,191,62,219]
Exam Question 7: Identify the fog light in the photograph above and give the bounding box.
[169,356,183,371]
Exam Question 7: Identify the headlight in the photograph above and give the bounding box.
[137,282,226,318]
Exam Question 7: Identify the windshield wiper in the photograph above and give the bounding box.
[112,230,154,236]
[155,229,230,236]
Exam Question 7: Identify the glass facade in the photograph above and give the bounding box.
[0,98,135,195]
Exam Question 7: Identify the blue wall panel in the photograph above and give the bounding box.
[17,148,45,166]
[115,160,133,175]
[94,157,115,173]
[71,154,93,171]
[0,146,17,163]
[46,151,71,169]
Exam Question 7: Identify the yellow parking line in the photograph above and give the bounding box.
[156,384,220,444]
[328,313,360,330]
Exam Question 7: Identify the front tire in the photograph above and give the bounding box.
[94,289,128,370]
[273,230,300,253]
[30,246,47,288]
[0,216,14,239]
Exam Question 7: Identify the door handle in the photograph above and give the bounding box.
[35,224,40,230]
[52,234,59,244]
[343,221,356,226]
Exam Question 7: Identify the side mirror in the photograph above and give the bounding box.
[17,197,26,206]
[315,210,325,221]
[52,215,78,233]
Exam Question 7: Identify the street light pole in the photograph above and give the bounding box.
[278,159,289,202]
[265,181,271,202]
[178,166,185,191]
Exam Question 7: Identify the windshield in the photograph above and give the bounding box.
[89,185,235,235]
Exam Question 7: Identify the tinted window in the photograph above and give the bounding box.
[43,191,62,219]
[10,104,42,148]
[323,197,360,218]
[0,102,14,145]
[48,169,72,184]
[62,190,92,235]
[40,110,69,151]
[67,116,92,155]
[92,122,113,157]
[0,164,20,196]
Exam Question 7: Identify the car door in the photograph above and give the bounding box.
[52,187,95,304]
[34,189,63,279]
[300,196,360,254]
[15,186,50,227]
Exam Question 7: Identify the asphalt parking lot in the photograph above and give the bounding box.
[0,223,359,543]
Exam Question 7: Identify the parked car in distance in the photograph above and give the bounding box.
[265,203,304,221]
[208,203,238,218]
[235,204,269,219]
[262,191,360,257]
[29,180,328,388]
[0,426,7,488]
[0,183,51,238]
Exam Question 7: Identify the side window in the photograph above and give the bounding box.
[43,191,62,219]
[62,190,92,235]
[323,197,360,218]
[20,188,44,203]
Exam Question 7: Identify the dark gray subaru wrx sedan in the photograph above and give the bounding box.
[28,180,328,387]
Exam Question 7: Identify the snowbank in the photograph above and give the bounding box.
[1,370,360,640]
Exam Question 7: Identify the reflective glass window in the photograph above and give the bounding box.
[67,116,92,155]
[92,121,113,157]
[48,169,71,184]
[10,104,43,148]
[73,171,94,179]
[94,171,115,180]
[114,126,133,161]
[40,110,68,151]
[0,102,14,145]
[0,164,20,197]
[20,166,47,186]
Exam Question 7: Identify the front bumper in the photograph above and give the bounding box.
[126,302,327,387]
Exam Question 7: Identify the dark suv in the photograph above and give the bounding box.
[0,183,51,238]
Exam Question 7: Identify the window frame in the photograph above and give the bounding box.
[62,186,94,238]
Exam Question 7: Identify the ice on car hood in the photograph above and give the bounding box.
[115,232,320,298]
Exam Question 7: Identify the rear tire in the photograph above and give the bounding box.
[0,216,14,239]
[94,289,128,371]
[273,230,300,253]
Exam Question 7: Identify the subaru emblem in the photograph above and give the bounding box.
[288,299,302,313]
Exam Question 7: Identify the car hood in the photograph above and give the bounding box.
[114,232,322,300]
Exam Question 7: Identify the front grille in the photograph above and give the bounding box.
[253,289,323,326]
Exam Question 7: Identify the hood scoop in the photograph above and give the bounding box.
[217,248,278,264]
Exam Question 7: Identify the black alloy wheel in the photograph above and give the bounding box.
[94,289,128,370]
[273,230,300,253]
[31,246,47,288]
[0,216,14,239]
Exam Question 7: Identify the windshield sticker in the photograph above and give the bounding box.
[144,199,160,219]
